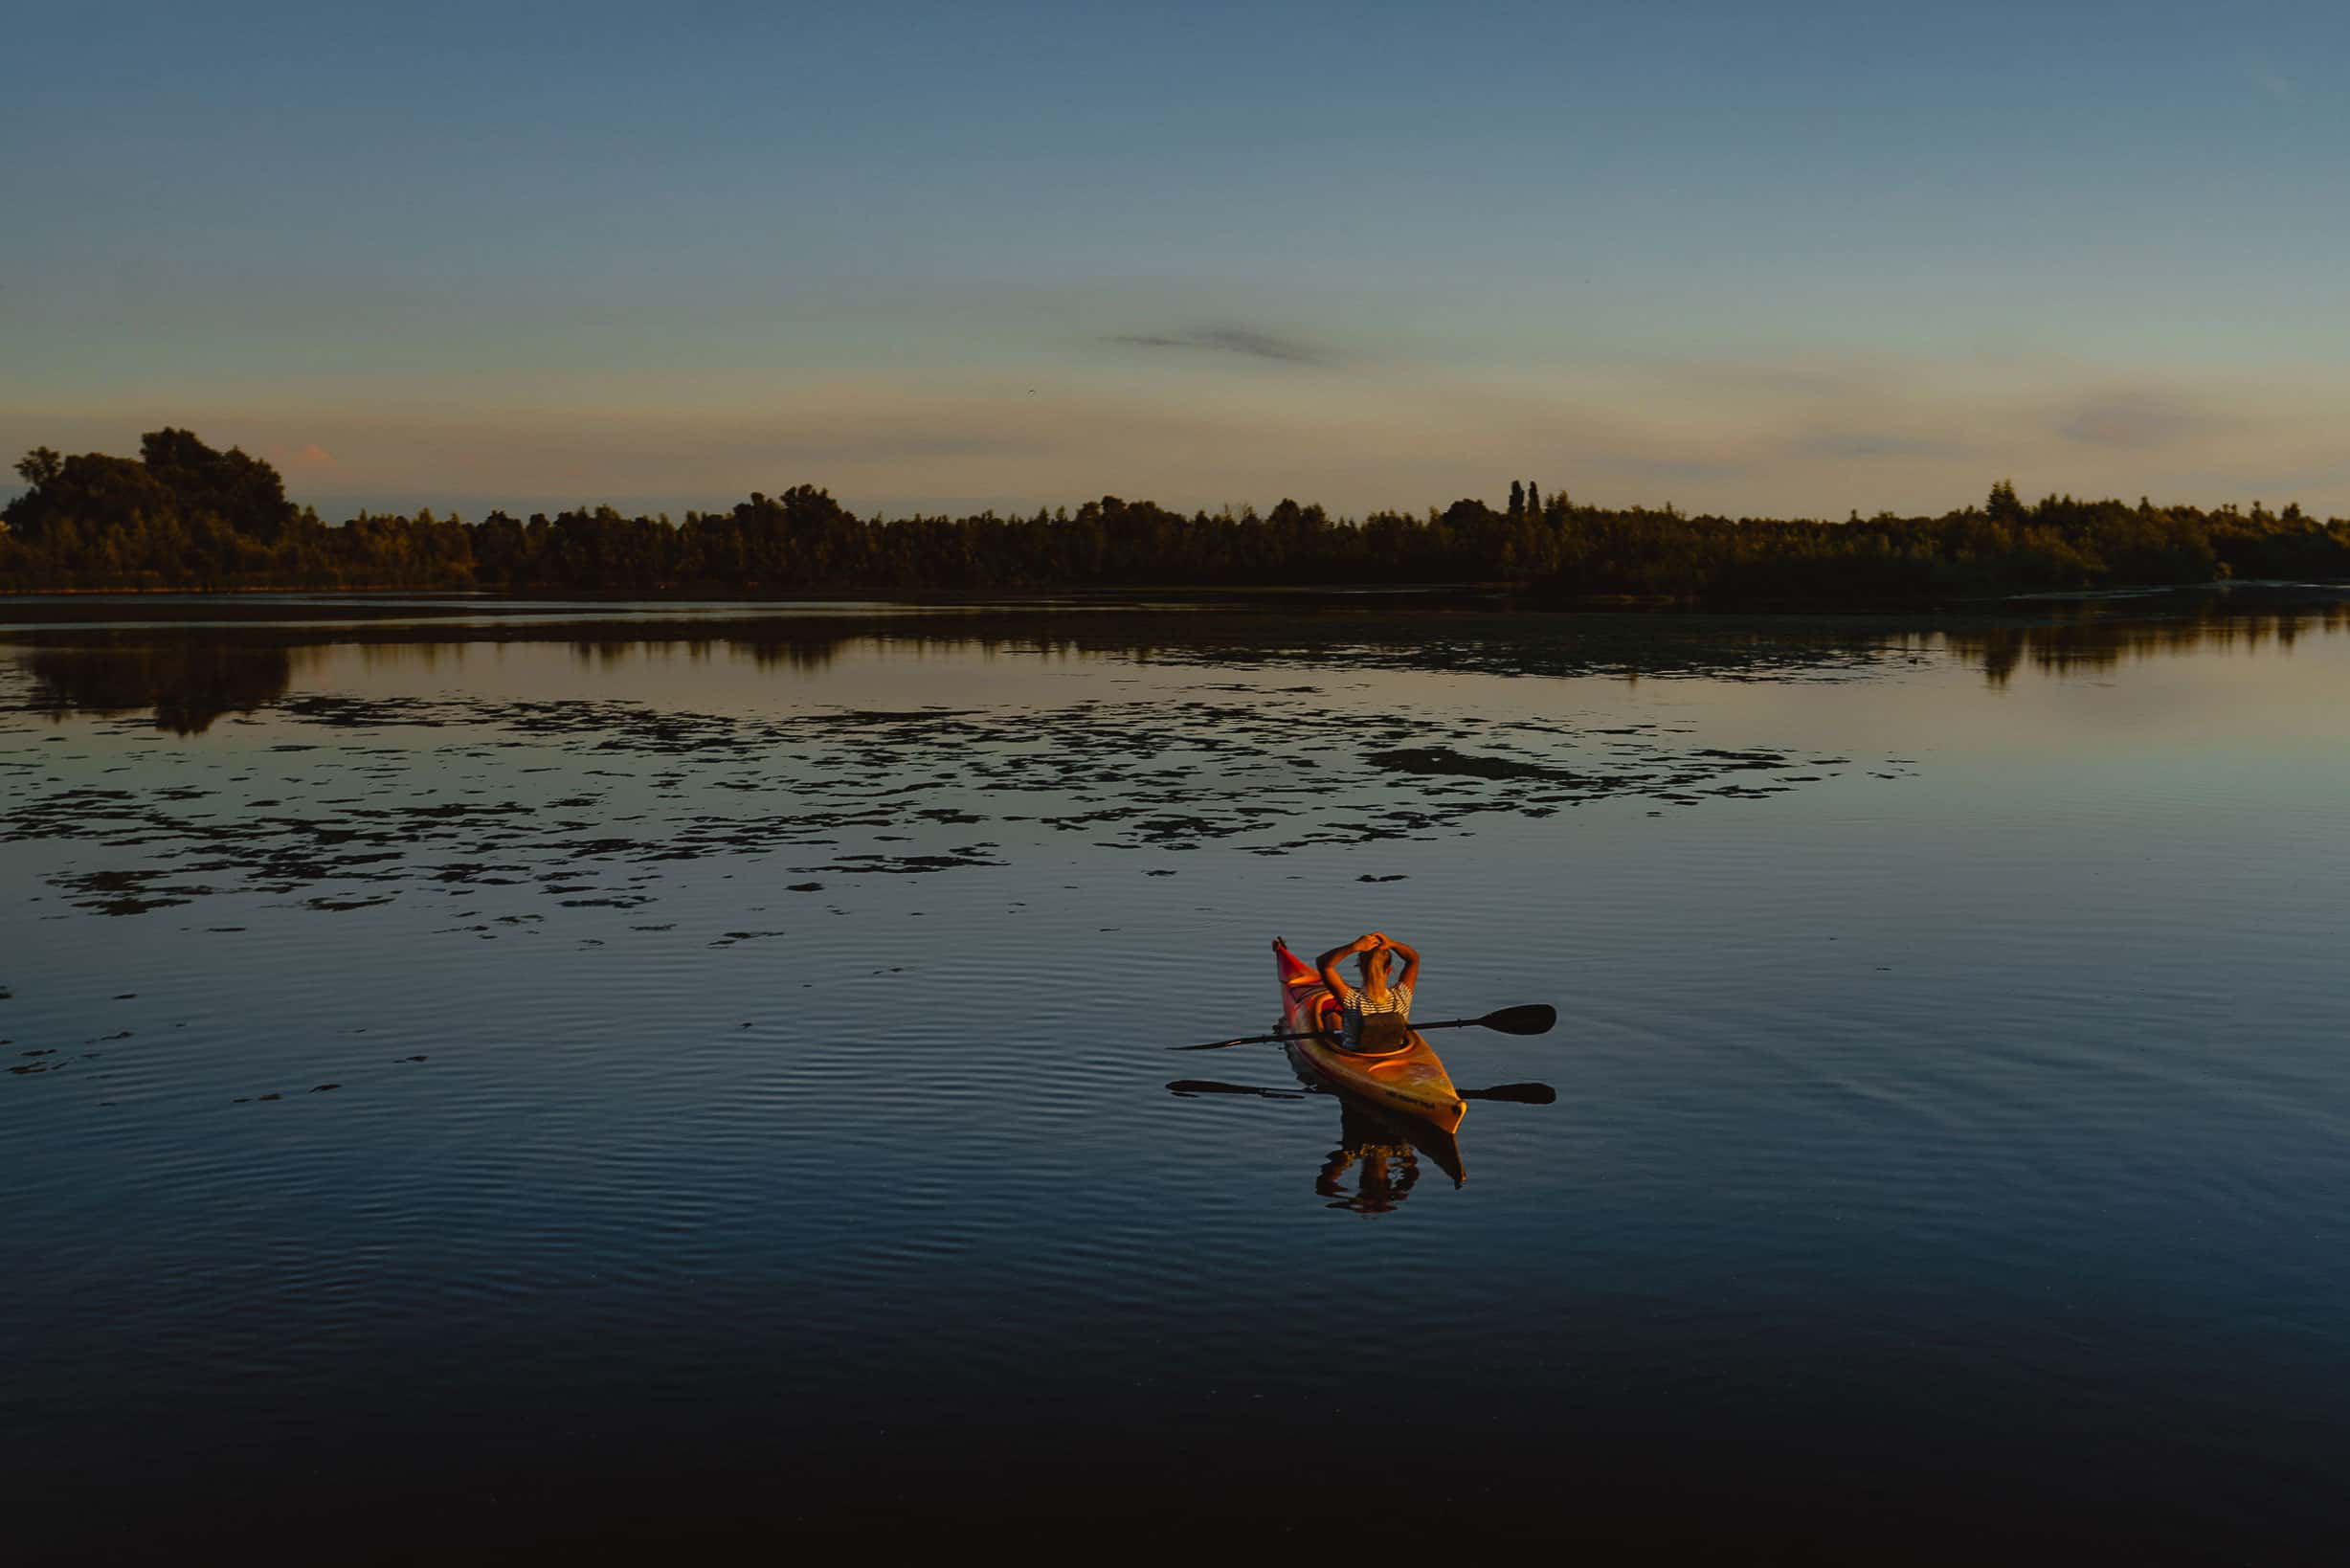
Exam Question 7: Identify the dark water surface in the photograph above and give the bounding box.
[5,589,2347,1560]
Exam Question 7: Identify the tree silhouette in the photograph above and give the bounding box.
[5,436,2347,602]
[1987,479,2025,523]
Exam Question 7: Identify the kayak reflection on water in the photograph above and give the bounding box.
[1317,1099,1462,1213]
[1165,1076,1489,1211]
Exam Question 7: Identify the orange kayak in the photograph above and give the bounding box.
[1272,937,1466,1134]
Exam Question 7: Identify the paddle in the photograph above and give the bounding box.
[1167,1078,1557,1106]
[1170,1003,1556,1052]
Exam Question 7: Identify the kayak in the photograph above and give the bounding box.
[1272,937,1466,1134]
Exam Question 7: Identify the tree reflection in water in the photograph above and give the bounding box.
[1933,589,2350,686]
[22,641,299,734]
[13,582,2341,738]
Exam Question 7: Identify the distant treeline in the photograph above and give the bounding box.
[9,430,2350,603]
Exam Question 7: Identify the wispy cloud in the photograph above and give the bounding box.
[1787,428,1978,462]
[271,442,337,470]
[1615,456,1752,484]
[1108,325,1335,367]
[2057,391,2206,450]
[2249,63,2294,102]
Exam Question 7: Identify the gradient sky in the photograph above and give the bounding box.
[8,0,2350,520]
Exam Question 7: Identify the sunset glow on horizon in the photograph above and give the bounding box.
[10,0,2350,520]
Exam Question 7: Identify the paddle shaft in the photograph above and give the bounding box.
[1171,1002,1555,1053]
[1167,1078,1556,1105]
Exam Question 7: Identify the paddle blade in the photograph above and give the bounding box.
[1479,1003,1558,1036]
[1460,1081,1557,1105]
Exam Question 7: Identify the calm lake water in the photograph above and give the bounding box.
[5,589,2347,1561]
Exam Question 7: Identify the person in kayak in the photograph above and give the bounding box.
[1314,930,1421,1053]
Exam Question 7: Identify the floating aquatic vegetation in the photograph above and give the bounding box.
[0,657,1909,924]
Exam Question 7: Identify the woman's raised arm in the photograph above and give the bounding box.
[1388,937,1421,993]
[1315,933,1377,997]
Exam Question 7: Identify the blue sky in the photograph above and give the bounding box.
[8,0,2349,518]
